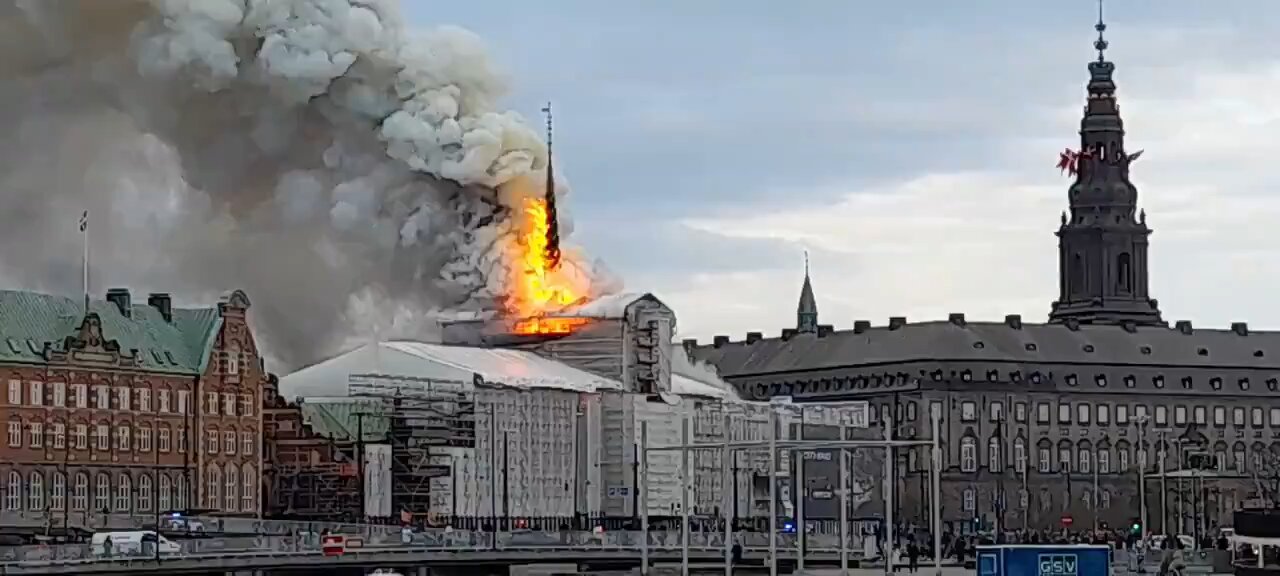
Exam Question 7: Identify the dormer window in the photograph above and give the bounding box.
[987,370,999,381]
[1123,375,1136,388]
[1153,375,1165,389]
[1267,378,1278,392]
[1012,371,1024,383]
[961,370,972,383]
[1065,374,1078,387]
[1210,378,1222,391]
[1095,375,1107,388]
[1028,372,1040,384]
[1182,377,1193,390]
[1239,378,1250,391]
[930,370,943,382]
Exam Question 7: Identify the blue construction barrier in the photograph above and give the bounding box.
[977,545,1111,576]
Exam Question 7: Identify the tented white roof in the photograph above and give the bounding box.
[548,292,669,320]
[279,340,624,399]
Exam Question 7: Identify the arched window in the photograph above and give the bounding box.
[1070,253,1085,295]
[27,471,44,510]
[1078,441,1093,474]
[1014,438,1026,473]
[138,474,152,512]
[207,466,221,510]
[94,473,109,512]
[1116,252,1132,292]
[225,464,238,512]
[159,475,172,512]
[5,471,20,510]
[51,471,65,510]
[73,473,88,510]
[988,437,1001,471]
[114,474,131,512]
[242,464,255,512]
[960,437,977,472]
[1234,442,1247,473]
[176,474,188,510]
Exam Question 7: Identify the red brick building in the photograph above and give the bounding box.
[0,288,268,531]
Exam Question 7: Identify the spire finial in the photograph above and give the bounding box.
[1094,0,1109,62]
[543,101,553,147]
[540,101,561,269]
[804,249,810,277]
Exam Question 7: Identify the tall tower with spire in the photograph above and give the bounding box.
[797,251,818,333]
[1048,1,1163,326]
[542,102,562,270]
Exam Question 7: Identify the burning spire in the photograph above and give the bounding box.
[542,102,562,271]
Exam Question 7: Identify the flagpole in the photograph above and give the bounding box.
[80,210,89,312]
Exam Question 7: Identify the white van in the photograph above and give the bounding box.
[91,531,182,557]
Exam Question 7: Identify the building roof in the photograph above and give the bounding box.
[278,340,626,399]
[693,317,1280,378]
[0,289,222,374]
[548,292,670,321]
[297,397,389,442]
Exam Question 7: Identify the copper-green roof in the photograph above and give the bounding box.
[0,290,222,375]
[299,399,389,442]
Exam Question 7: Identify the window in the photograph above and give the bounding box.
[72,473,87,510]
[1014,439,1026,473]
[224,430,236,455]
[94,473,109,512]
[29,422,43,448]
[159,427,171,452]
[116,425,130,451]
[1098,449,1110,474]
[1194,406,1206,425]
[95,424,109,451]
[115,387,129,411]
[51,382,64,407]
[50,472,64,510]
[27,472,44,510]
[1252,408,1264,428]
[1271,408,1280,427]
[159,475,172,512]
[1079,448,1091,474]
[1059,448,1072,472]
[226,348,240,375]
[960,437,977,472]
[51,422,64,449]
[1215,407,1226,426]
[1038,448,1051,473]
[990,401,1004,422]
[177,390,189,415]
[1118,447,1130,472]
[206,467,221,509]
[1117,405,1129,424]
[159,390,171,413]
[1101,491,1111,509]
[138,475,152,511]
[223,393,236,417]
[960,401,976,422]
[176,475,187,510]
[1235,447,1247,473]
[114,474,131,511]
[74,424,87,450]
[988,437,1001,471]
[94,385,108,410]
[1174,406,1187,426]
[1155,406,1168,426]
[177,427,187,453]
[1098,405,1110,425]
[205,392,218,416]
[4,472,19,510]
[1135,405,1148,419]
[242,464,255,511]
[225,464,238,511]
[241,431,254,456]
[72,384,86,409]
[138,389,150,412]
[1014,402,1026,423]
[1234,408,1245,427]
[1019,488,1029,509]
[1076,404,1091,425]
[207,428,219,454]
[29,381,42,406]
[1037,403,1050,424]
[963,488,975,512]
[1058,404,1071,424]
[7,421,19,448]
[138,425,152,452]
[6,380,19,405]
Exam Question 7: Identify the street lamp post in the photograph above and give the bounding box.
[1134,415,1149,542]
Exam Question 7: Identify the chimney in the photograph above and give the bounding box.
[1175,320,1193,335]
[148,293,173,323]
[713,335,730,348]
[817,325,834,337]
[888,317,907,331]
[853,320,870,334]
[1231,322,1249,336]
[948,313,966,327]
[105,288,131,318]
[1004,314,1022,329]
[745,332,763,344]
[781,328,798,340]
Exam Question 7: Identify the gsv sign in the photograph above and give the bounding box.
[1037,554,1078,576]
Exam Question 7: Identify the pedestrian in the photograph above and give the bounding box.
[102,535,113,558]
[908,539,920,573]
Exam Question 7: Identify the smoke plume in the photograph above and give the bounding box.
[0,0,613,370]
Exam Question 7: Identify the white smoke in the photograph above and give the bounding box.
[0,0,615,370]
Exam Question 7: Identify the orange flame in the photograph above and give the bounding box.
[507,197,591,334]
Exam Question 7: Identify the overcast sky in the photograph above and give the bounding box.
[413,1,1280,341]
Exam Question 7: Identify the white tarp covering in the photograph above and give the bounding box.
[279,340,625,399]
[363,444,393,518]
